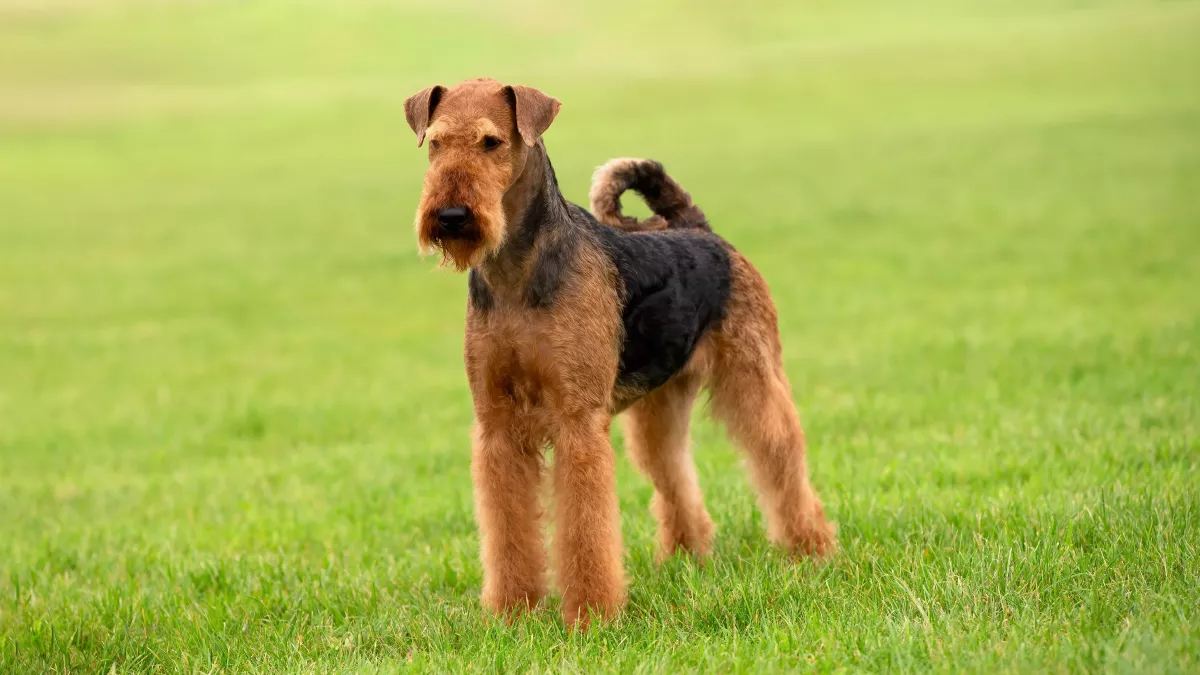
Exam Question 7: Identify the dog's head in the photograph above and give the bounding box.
[404,78,560,271]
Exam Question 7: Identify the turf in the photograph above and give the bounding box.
[2,0,1198,672]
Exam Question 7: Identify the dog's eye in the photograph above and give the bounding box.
[429,139,440,151]
[482,136,503,151]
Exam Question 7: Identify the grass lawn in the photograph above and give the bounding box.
[2,0,1198,672]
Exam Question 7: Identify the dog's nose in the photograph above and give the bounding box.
[437,206,471,232]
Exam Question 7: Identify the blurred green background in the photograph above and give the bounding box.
[2,0,1198,672]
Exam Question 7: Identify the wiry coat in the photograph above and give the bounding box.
[404,78,836,628]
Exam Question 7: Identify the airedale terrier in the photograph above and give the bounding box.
[403,77,836,627]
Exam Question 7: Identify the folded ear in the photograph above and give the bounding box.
[504,84,561,146]
[403,85,445,146]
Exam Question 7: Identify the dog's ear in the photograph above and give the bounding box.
[404,85,445,147]
[504,85,561,147]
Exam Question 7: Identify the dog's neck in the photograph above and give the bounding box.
[480,141,570,288]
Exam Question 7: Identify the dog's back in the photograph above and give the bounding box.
[584,213,731,400]
[578,160,734,402]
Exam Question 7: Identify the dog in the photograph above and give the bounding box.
[403,77,836,627]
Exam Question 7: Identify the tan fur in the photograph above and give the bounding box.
[465,243,626,626]
[409,79,534,271]
[507,84,561,147]
[705,254,838,556]
[622,368,714,559]
[404,78,835,630]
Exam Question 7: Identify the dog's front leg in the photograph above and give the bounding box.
[551,410,626,627]
[472,421,546,617]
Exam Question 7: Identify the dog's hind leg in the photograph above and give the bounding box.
[706,254,837,558]
[622,373,714,560]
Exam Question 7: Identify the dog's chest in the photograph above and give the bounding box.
[466,295,621,416]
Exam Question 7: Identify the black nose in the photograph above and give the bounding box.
[437,206,470,232]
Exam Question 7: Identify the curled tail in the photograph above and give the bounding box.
[589,158,710,232]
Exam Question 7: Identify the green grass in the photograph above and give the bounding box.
[2,0,1198,672]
